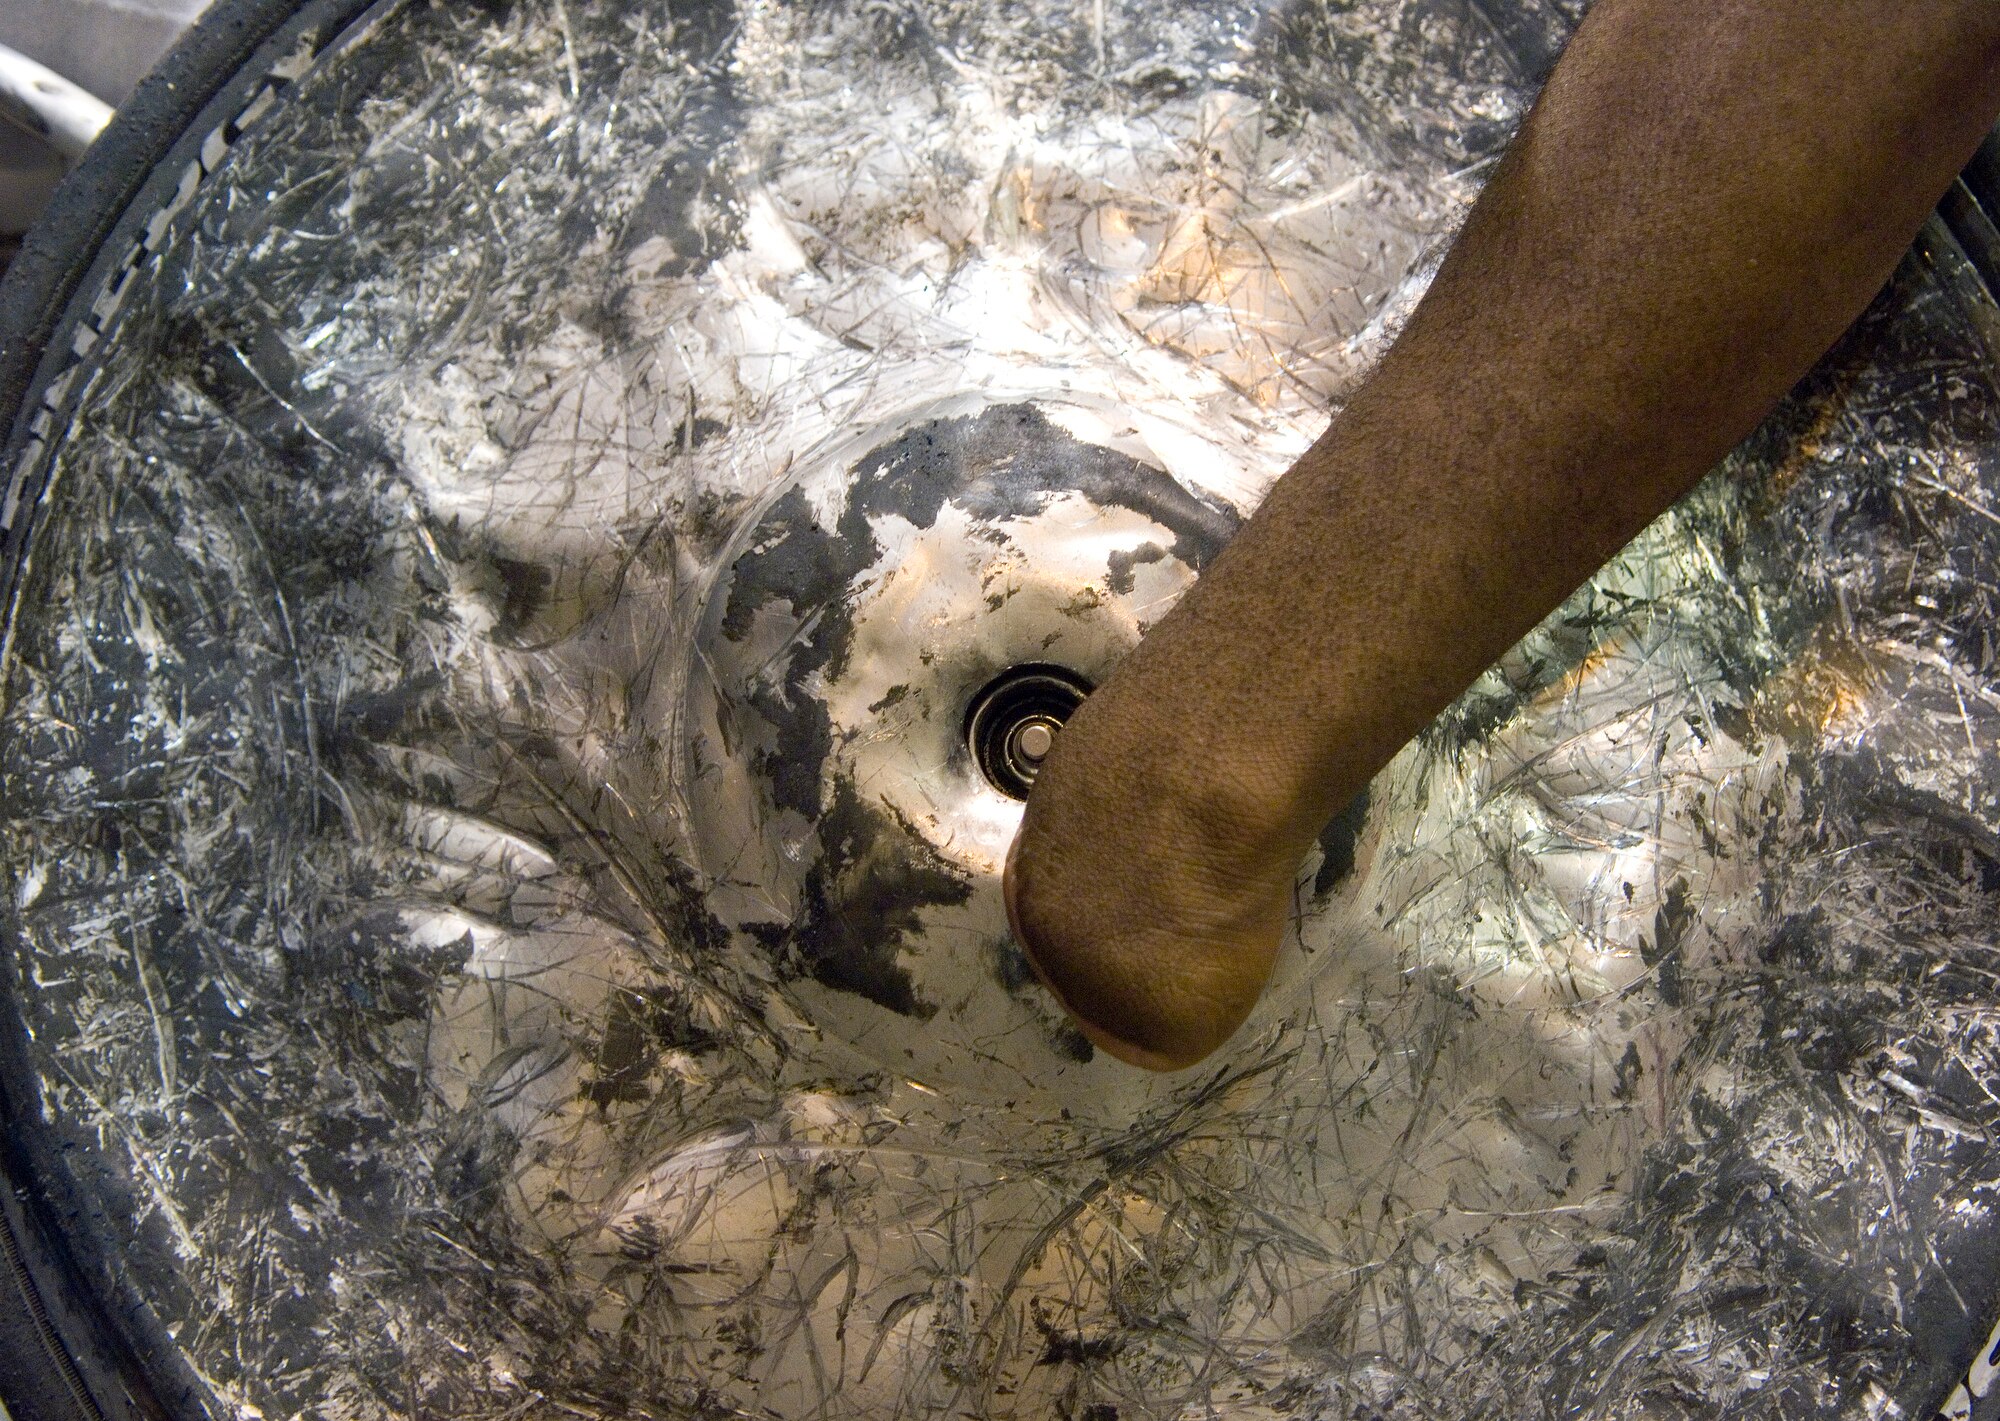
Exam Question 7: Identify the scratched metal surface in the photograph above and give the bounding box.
[3,0,2000,1417]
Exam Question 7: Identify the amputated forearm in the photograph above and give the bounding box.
[1136,0,2000,848]
[1007,0,2000,1071]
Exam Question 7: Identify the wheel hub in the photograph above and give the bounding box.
[684,397,1235,1092]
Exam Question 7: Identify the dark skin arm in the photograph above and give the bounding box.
[1005,0,2000,1072]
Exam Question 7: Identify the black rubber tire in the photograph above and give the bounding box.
[0,1166,143,1421]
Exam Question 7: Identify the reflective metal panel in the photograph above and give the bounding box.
[4,1,1999,1418]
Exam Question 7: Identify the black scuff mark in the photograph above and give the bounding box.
[715,405,1239,1019]
[1033,1306,1121,1366]
[321,673,445,768]
[1609,1040,1643,1101]
[583,983,723,1108]
[1050,1022,1096,1064]
[1641,878,1692,1007]
[988,936,1095,1062]
[989,934,1037,993]
[790,781,971,1018]
[868,683,914,714]
[1313,787,1371,896]
[838,405,1239,567]
[1104,540,1167,595]
[624,147,744,279]
[489,554,552,642]
[677,412,729,448]
[584,994,655,1107]
[616,0,745,278]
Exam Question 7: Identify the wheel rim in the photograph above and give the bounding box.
[5,3,2000,1418]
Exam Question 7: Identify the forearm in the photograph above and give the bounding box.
[1010,0,2000,1071]
[1122,0,2000,849]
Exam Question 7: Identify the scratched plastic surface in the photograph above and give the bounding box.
[4,0,2000,1417]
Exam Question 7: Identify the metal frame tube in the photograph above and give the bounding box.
[0,44,113,163]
